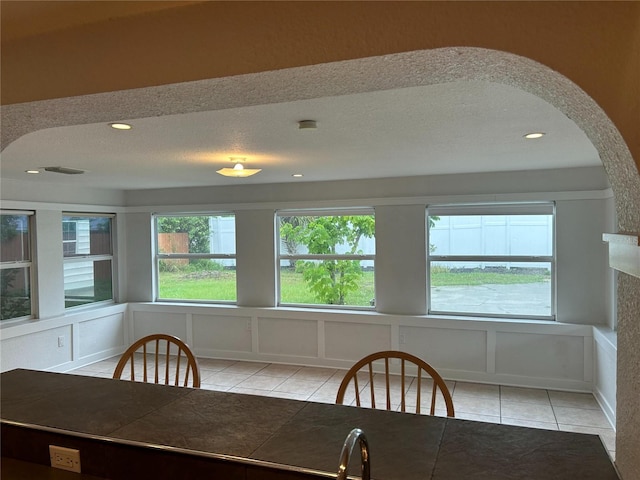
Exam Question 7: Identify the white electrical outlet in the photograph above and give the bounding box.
[57,335,65,348]
[49,445,81,473]
[399,334,406,345]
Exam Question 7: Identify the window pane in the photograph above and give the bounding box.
[0,214,30,262]
[0,267,31,320]
[278,214,375,308]
[280,260,375,307]
[158,259,237,301]
[62,216,112,256]
[157,215,235,255]
[64,259,113,308]
[429,215,553,256]
[429,261,552,317]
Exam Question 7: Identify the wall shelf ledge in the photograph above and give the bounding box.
[603,233,640,278]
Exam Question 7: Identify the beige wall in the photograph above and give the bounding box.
[1,1,639,173]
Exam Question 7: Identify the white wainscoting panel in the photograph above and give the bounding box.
[258,317,318,357]
[121,303,599,391]
[1,324,72,371]
[324,321,391,361]
[193,314,252,353]
[401,326,487,373]
[594,327,617,427]
[78,312,125,358]
[131,310,188,341]
[0,304,128,373]
[495,332,585,381]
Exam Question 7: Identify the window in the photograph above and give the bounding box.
[1,211,33,320]
[63,214,114,308]
[427,203,555,320]
[155,214,236,302]
[277,210,375,308]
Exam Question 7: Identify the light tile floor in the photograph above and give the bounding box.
[70,357,616,460]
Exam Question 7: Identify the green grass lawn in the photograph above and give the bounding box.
[158,268,548,306]
[431,270,549,286]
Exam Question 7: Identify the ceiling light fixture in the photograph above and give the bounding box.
[26,169,40,174]
[44,166,85,175]
[216,158,262,178]
[109,123,132,130]
[524,132,545,139]
[292,173,304,178]
[298,120,317,129]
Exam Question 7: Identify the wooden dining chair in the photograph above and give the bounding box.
[113,333,201,388]
[335,350,454,417]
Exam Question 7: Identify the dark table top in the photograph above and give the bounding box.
[1,369,619,480]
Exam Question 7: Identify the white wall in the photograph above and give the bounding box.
[375,204,427,314]
[122,169,613,325]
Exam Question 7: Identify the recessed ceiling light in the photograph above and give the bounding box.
[524,132,545,139]
[109,123,132,130]
[26,169,40,174]
[292,173,304,178]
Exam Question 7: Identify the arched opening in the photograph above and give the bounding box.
[2,47,638,226]
[2,46,638,476]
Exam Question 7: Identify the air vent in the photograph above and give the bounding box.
[44,166,85,175]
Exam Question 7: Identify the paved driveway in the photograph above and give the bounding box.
[430,282,551,317]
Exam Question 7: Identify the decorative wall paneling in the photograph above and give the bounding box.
[0,304,127,373]
[129,303,595,392]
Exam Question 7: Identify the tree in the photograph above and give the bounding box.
[282,215,374,305]
[279,215,312,267]
[0,214,19,242]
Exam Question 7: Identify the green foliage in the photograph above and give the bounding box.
[431,268,549,286]
[64,278,113,308]
[279,216,312,257]
[157,216,210,253]
[159,268,546,304]
[158,270,237,301]
[159,259,224,273]
[0,269,31,320]
[281,215,374,305]
[428,215,440,253]
[1,215,20,242]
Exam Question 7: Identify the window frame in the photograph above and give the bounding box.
[62,213,116,309]
[153,212,237,304]
[426,202,556,321]
[276,208,376,310]
[0,210,35,321]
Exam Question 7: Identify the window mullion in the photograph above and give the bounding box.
[430,255,553,263]
[158,253,236,260]
[281,254,374,261]
[0,261,32,269]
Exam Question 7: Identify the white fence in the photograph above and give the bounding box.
[429,215,553,269]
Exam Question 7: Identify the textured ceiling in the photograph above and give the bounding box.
[0,80,599,190]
